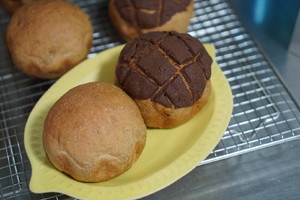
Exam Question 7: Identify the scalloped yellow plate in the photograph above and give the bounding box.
[24,44,232,200]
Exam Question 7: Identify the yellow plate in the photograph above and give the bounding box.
[24,44,233,200]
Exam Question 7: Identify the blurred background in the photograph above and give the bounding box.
[230,0,300,104]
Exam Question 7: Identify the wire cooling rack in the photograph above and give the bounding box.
[1,0,300,199]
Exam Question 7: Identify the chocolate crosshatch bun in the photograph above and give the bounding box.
[109,0,194,41]
[115,31,212,128]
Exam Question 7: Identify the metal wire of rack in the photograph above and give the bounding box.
[0,0,300,199]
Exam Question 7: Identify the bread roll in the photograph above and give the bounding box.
[5,0,93,79]
[115,31,212,128]
[43,82,147,182]
[109,0,194,41]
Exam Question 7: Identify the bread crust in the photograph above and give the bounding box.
[43,82,147,182]
[134,81,211,128]
[109,0,194,41]
[5,0,93,79]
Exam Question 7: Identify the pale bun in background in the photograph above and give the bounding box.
[5,0,93,79]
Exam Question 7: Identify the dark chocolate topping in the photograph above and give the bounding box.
[114,0,192,29]
[137,48,177,85]
[116,31,212,108]
[116,65,159,98]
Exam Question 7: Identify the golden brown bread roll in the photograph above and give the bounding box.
[43,82,147,182]
[5,0,93,79]
[115,31,212,128]
[109,0,194,41]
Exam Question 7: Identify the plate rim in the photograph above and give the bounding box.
[24,44,233,200]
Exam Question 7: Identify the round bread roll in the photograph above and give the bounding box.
[43,82,147,182]
[115,31,212,128]
[0,0,33,13]
[109,0,194,41]
[5,0,93,79]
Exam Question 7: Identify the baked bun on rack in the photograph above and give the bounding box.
[5,0,93,79]
[109,0,194,41]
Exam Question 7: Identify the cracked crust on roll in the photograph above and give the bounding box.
[135,80,211,128]
[109,0,194,41]
[115,31,212,128]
